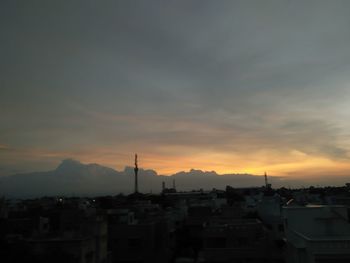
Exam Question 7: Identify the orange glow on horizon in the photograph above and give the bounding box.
[2,146,350,178]
[74,150,350,178]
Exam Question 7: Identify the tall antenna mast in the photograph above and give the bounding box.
[134,154,139,193]
[264,172,268,188]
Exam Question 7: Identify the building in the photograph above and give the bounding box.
[107,205,174,263]
[199,219,272,262]
[283,205,350,263]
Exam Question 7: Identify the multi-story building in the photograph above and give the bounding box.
[107,204,174,263]
[283,205,350,263]
[199,219,272,263]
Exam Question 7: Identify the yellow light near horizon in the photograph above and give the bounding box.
[20,146,350,178]
[123,153,350,178]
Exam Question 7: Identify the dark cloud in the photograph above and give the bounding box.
[1,1,350,181]
[0,144,11,151]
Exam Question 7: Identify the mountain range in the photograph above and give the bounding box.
[0,159,345,198]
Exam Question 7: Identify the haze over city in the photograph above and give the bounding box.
[2,0,350,189]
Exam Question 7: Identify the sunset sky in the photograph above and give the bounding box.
[1,1,350,182]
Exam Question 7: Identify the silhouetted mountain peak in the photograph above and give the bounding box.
[54,159,117,176]
[55,159,84,172]
[123,166,158,176]
[174,169,218,177]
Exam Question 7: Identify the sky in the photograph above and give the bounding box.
[1,1,350,183]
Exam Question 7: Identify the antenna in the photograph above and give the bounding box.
[264,171,272,189]
[134,154,139,193]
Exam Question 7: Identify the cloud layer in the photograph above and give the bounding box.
[1,1,350,183]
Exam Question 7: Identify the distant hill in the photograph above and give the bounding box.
[0,159,296,198]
